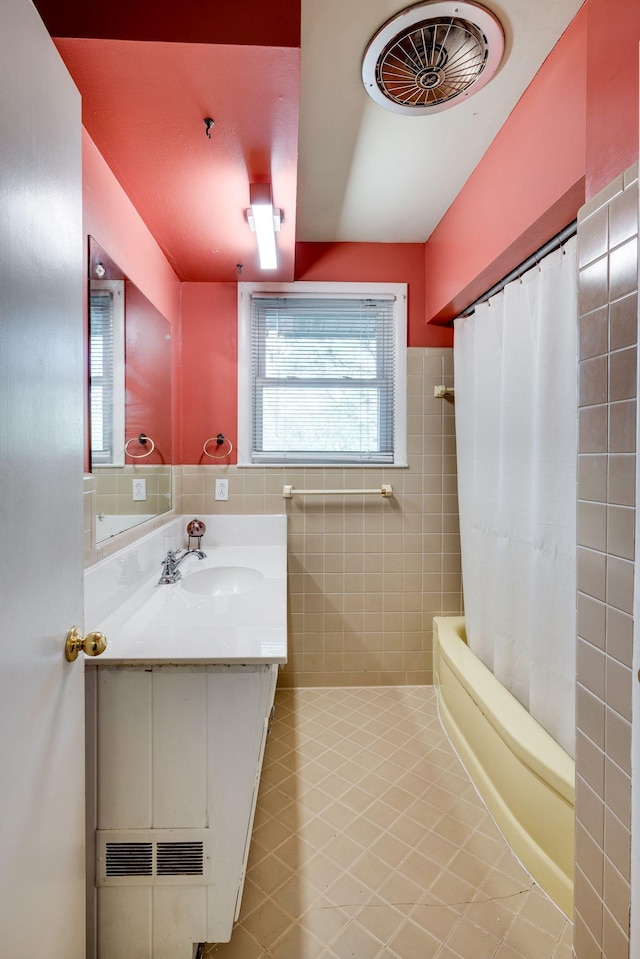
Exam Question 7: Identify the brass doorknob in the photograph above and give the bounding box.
[65,627,108,662]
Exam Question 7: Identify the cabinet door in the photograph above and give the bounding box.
[234,665,279,921]
[206,664,277,941]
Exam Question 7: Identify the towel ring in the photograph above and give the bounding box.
[125,433,156,458]
[203,434,233,459]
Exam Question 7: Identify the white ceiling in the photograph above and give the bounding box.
[296,0,585,243]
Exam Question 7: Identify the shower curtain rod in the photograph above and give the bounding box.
[453,220,578,323]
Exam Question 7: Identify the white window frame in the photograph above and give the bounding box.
[237,282,407,466]
[89,278,126,467]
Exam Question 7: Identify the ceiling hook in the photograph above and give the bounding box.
[203,117,215,139]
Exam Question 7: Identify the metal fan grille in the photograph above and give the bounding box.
[362,2,504,116]
[376,17,488,108]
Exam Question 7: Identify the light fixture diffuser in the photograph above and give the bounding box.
[248,183,281,270]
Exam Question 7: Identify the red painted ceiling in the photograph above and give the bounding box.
[57,38,299,282]
[34,1,301,283]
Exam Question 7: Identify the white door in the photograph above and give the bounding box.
[0,0,86,955]
[631,82,640,959]
[632,187,640,955]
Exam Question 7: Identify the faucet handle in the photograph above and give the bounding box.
[160,549,179,569]
[159,550,182,584]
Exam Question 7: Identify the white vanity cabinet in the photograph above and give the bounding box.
[88,661,278,959]
[84,515,287,959]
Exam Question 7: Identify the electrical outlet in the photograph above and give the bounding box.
[132,478,147,501]
[215,479,229,501]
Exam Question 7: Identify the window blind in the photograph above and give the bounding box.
[90,289,116,464]
[249,295,397,464]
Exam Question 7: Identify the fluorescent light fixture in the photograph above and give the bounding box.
[247,183,281,270]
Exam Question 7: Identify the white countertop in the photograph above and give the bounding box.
[85,516,287,666]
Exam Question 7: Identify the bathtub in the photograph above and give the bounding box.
[433,616,575,917]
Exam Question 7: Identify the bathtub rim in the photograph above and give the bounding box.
[435,617,574,804]
[434,615,575,918]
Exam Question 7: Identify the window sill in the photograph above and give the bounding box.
[235,462,409,469]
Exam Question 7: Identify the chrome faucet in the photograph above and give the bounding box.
[158,547,206,584]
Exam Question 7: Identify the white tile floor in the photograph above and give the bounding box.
[205,686,572,959]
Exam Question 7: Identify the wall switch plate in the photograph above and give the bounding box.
[132,478,147,501]
[215,479,229,501]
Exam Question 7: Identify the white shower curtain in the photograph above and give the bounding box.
[454,238,577,756]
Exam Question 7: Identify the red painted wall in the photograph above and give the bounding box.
[125,283,173,464]
[83,130,181,326]
[179,284,238,465]
[424,6,588,325]
[83,129,181,469]
[585,0,640,198]
[295,242,452,348]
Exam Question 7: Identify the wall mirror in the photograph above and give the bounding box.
[89,237,173,543]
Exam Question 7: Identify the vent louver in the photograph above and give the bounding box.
[97,829,214,886]
[157,842,205,876]
[362,1,504,115]
[106,842,153,877]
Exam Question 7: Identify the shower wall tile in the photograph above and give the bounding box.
[603,906,631,959]
[579,405,608,453]
[610,294,638,351]
[576,729,605,797]
[580,307,609,360]
[605,659,632,722]
[578,256,609,315]
[577,592,606,649]
[577,685,606,750]
[577,638,606,699]
[606,606,634,665]
[607,454,635,507]
[576,821,604,896]
[578,455,608,502]
[177,347,461,688]
[609,400,636,453]
[578,205,608,269]
[609,187,638,249]
[576,773,605,845]
[575,166,637,959]
[579,867,606,945]
[605,756,632,830]
[580,355,608,407]
[605,707,631,775]
[605,806,631,880]
[577,501,607,552]
[577,547,607,602]
[609,346,637,401]
[610,238,638,302]
[606,505,635,561]
[604,858,631,933]
[579,172,624,222]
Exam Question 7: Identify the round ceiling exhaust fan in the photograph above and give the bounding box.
[362,1,505,115]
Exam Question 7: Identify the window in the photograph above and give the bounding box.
[89,279,125,465]
[238,283,407,465]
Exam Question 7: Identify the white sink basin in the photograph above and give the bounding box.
[84,516,287,665]
[180,565,264,597]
